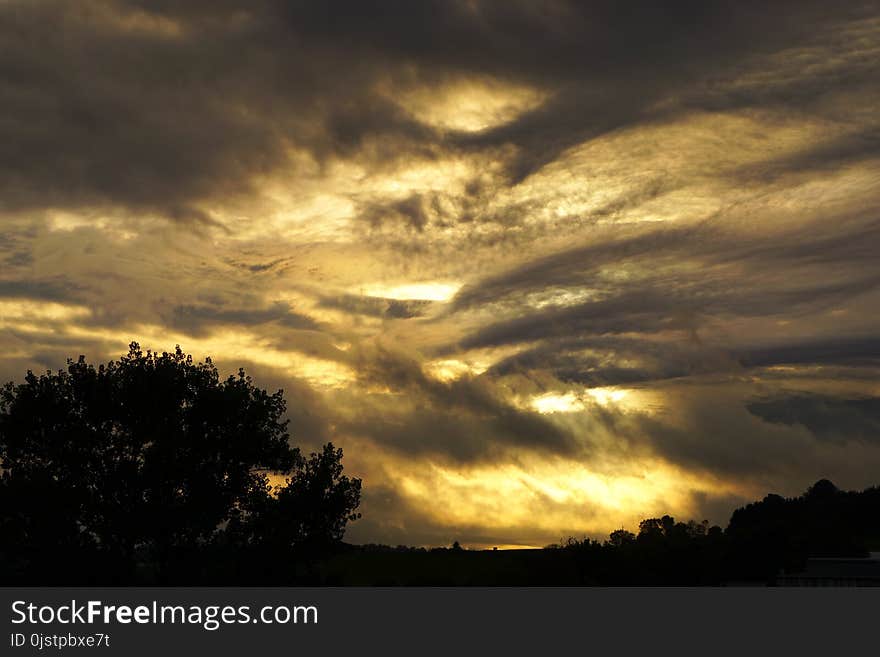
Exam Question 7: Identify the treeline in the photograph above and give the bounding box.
[315,479,880,586]
[546,478,880,585]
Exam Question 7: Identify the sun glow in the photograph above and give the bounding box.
[0,300,92,324]
[531,387,633,414]
[586,387,629,406]
[361,282,461,302]
[424,358,488,382]
[531,392,584,414]
[389,77,548,133]
[379,453,750,548]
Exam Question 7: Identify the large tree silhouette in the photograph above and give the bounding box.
[0,342,360,583]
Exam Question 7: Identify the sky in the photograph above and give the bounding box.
[2,0,880,548]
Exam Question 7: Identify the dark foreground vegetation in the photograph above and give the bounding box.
[317,479,880,586]
[1,344,878,585]
[0,344,361,585]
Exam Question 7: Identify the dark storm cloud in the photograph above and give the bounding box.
[286,1,872,180]
[567,379,880,491]
[615,391,817,481]
[487,335,737,387]
[458,289,685,349]
[0,0,432,219]
[338,344,577,462]
[361,195,434,232]
[457,272,880,351]
[362,348,575,459]
[488,335,880,389]
[0,278,86,303]
[449,225,698,311]
[488,9,880,180]
[447,209,880,362]
[337,402,568,464]
[747,393,880,446]
[736,337,880,369]
[2,0,875,222]
[0,222,38,268]
[1,1,273,219]
[3,251,32,267]
[715,216,880,269]
[737,128,880,182]
[166,301,320,335]
[318,293,431,319]
[240,258,292,274]
[452,214,880,315]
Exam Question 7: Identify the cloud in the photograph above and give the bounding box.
[166,302,321,336]
[334,344,577,462]
[2,0,880,545]
[0,278,85,303]
[317,293,432,319]
[736,337,880,369]
[747,393,880,445]
[3,1,874,222]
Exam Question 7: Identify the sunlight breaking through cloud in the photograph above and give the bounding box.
[2,0,880,547]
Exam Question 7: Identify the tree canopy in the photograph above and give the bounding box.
[0,342,361,583]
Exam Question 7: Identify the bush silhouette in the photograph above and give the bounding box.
[0,342,360,583]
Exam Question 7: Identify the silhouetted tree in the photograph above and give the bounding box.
[607,529,636,547]
[0,342,361,583]
[725,478,877,580]
[638,515,675,540]
[226,443,362,557]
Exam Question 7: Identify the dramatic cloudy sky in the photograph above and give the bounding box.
[2,1,880,547]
